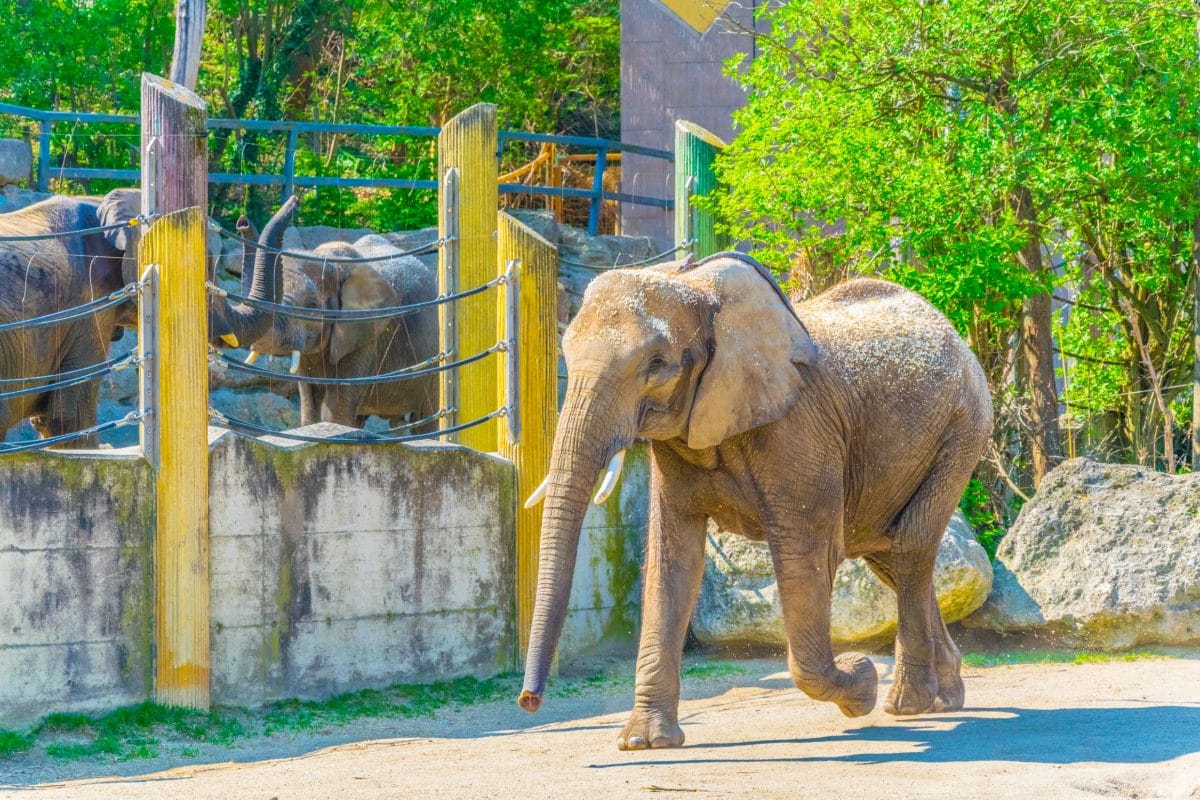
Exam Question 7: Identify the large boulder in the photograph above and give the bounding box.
[0,139,32,186]
[963,458,1200,649]
[694,510,993,648]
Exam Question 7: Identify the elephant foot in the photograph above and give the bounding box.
[932,666,964,712]
[832,652,878,718]
[885,660,938,716]
[616,709,684,751]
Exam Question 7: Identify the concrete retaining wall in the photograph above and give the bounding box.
[0,429,649,728]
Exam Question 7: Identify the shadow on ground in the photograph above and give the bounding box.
[589,704,1200,768]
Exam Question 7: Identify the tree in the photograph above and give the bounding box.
[712,0,1199,502]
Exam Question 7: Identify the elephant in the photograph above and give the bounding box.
[517,252,993,750]
[237,202,440,432]
[0,190,292,444]
[95,187,295,348]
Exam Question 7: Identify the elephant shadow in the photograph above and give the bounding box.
[592,705,1200,767]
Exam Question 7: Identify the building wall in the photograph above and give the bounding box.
[620,0,762,247]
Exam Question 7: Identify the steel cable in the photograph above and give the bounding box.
[209,274,504,322]
[558,239,695,270]
[0,410,141,453]
[209,407,505,445]
[211,344,500,385]
[0,355,135,400]
[210,223,445,263]
[0,284,138,332]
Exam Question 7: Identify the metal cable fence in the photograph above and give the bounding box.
[0,218,145,453]
[204,232,517,445]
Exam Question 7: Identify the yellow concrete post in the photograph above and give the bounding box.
[138,207,211,709]
[496,212,559,659]
[439,103,500,450]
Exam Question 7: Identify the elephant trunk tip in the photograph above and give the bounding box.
[517,690,542,714]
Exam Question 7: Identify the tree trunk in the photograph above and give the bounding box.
[169,0,207,90]
[1012,184,1063,486]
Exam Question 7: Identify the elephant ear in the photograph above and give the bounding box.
[97,188,142,284]
[96,188,140,251]
[330,264,397,366]
[678,253,817,450]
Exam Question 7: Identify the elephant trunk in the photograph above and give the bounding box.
[236,215,259,298]
[225,195,297,344]
[519,376,628,712]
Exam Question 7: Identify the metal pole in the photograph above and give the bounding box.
[36,119,50,193]
[504,257,521,444]
[282,126,299,202]
[441,167,460,434]
[587,148,608,235]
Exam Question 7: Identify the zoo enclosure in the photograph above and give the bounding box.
[0,71,728,712]
[0,102,674,236]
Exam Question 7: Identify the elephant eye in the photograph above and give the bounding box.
[647,354,667,371]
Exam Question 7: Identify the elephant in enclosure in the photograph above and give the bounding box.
[239,202,439,432]
[0,191,291,444]
[518,252,993,749]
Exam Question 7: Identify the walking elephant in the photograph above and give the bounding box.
[238,202,439,431]
[517,252,993,749]
[0,191,292,444]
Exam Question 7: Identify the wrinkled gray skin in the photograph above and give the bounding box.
[241,206,439,430]
[517,252,993,751]
[0,190,290,445]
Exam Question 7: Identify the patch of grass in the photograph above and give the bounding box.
[682,661,749,680]
[0,729,34,756]
[0,661,755,764]
[263,675,516,735]
[963,649,1171,668]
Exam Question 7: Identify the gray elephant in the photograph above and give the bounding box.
[0,191,292,444]
[95,188,294,348]
[518,252,993,750]
[238,203,439,431]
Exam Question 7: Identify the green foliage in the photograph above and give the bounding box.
[713,0,1200,513]
[0,729,34,757]
[0,0,620,226]
[959,479,1007,560]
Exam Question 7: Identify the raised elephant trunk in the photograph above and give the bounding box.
[224,195,297,344]
[236,215,259,298]
[520,377,628,712]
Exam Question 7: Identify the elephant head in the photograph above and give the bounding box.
[242,227,400,373]
[94,188,295,347]
[518,252,817,712]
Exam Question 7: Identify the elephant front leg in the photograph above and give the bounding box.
[769,507,878,718]
[617,491,706,751]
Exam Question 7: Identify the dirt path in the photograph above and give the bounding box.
[6,656,1200,800]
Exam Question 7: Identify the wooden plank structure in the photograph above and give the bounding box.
[138,73,211,710]
[438,103,500,450]
[496,213,559,659]
[674,120,728,260]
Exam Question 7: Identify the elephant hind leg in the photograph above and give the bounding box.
[870,440,975,716]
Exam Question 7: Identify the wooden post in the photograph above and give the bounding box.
[139,73,211,710]
[438,103,499,450]
[496,212,558,660]
[674,121,729,260]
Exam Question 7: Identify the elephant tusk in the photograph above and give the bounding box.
[244,350,260,365]
[289,351,301,374]
[592,449,626,505]
[220,333,240,348]
[523,475,549,509]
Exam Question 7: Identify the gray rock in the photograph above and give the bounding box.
[963,458,1200,649]
[0,139,32,186]
[694,510,993,648]
[210,387,299,430]
[0,184,51,213]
